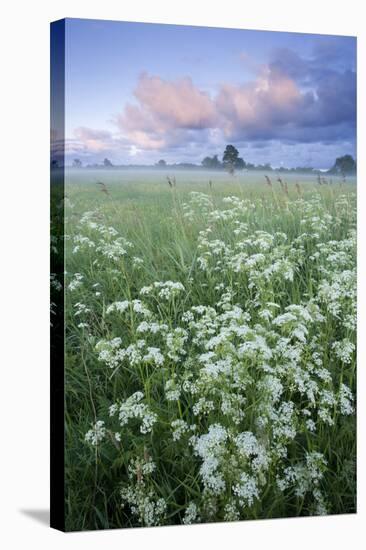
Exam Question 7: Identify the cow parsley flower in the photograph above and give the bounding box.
[224,501,240,521]
[165,379,181,401]
[232,473,259,506]
[110,392,157,434]
[192,424,228,495]
[85,420,106,446]
[235,432,259,457]
[332,339,355,364]
[339,383,354,415]
[193,397,215,416]
[121,485,167,527]
[143,347,164,367]
[183,502,199,525]
[140,280,185,300]
[68,272,84,291]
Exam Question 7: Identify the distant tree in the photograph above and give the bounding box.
[156,159,167,167]
[222,145,246,174]
[223,145,239,173]
[202,154,222,170]
[294,166,313,174]
[173,163,198,169]
[202,156,212,168]
[213,154,222,169]
[255,163,273,172]
[329,155,356,175]
[72,158,82,168]
[103,158,113,167]
[235,157,246,170]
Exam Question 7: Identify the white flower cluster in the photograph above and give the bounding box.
[171,419,196,441]
[68,272,83,291]
[96,337,165,370]
[339,383,354,415]
[106,299,152,318]
[109,392,157,434]
[332,338,355,364]
[121,485,167,527]
[143,347,164,366]
[277,451,328,514]
[85,420,106,446]
[73,234,96,254]
[232,472,259,506]
[140,280,185,300]
[191,424,228,495]
[165,379,181,401]
[77,189,355,526]
[183,502,199,524]
[128,456,157,478]
[137,321,168,334]
[96,237,133,260]
[73,209,135,263]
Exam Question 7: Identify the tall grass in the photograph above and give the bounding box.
[61,174,356,530]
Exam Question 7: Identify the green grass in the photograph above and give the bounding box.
[59,170,356,531]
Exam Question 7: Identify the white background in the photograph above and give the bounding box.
[0,0,365,548]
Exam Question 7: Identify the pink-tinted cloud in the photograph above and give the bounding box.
[116,69,318,150]
[73,127,114,153]
[117,73,217,149]
[216,67,313,138]
[71,52,355,158]
[134,73,217,129]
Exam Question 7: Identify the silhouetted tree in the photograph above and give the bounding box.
[72,158,82,168]
[235,157,246,170]
[222,145,246,174]
[156,159,167,167]
[329,155,356,175]
[103,158,113,167]
[255,163,273,171]
[202,154,222,169]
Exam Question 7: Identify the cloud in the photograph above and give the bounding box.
[216,40,356,142]
[118,69,314,149]
[116,52,355,152]
[66,127,136,163]
[268,48,310,83]
[69,39,356,165]
[216,67,314,138]
[117,73,217,149]
[73,127,115,153]
[263,45,356,141]
[133,73,217,129]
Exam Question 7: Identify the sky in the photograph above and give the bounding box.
[61,18,356,169]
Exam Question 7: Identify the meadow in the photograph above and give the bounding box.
[60,169,356,530]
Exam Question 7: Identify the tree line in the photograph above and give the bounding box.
[67,146,356,175]
[201,146,356,175]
